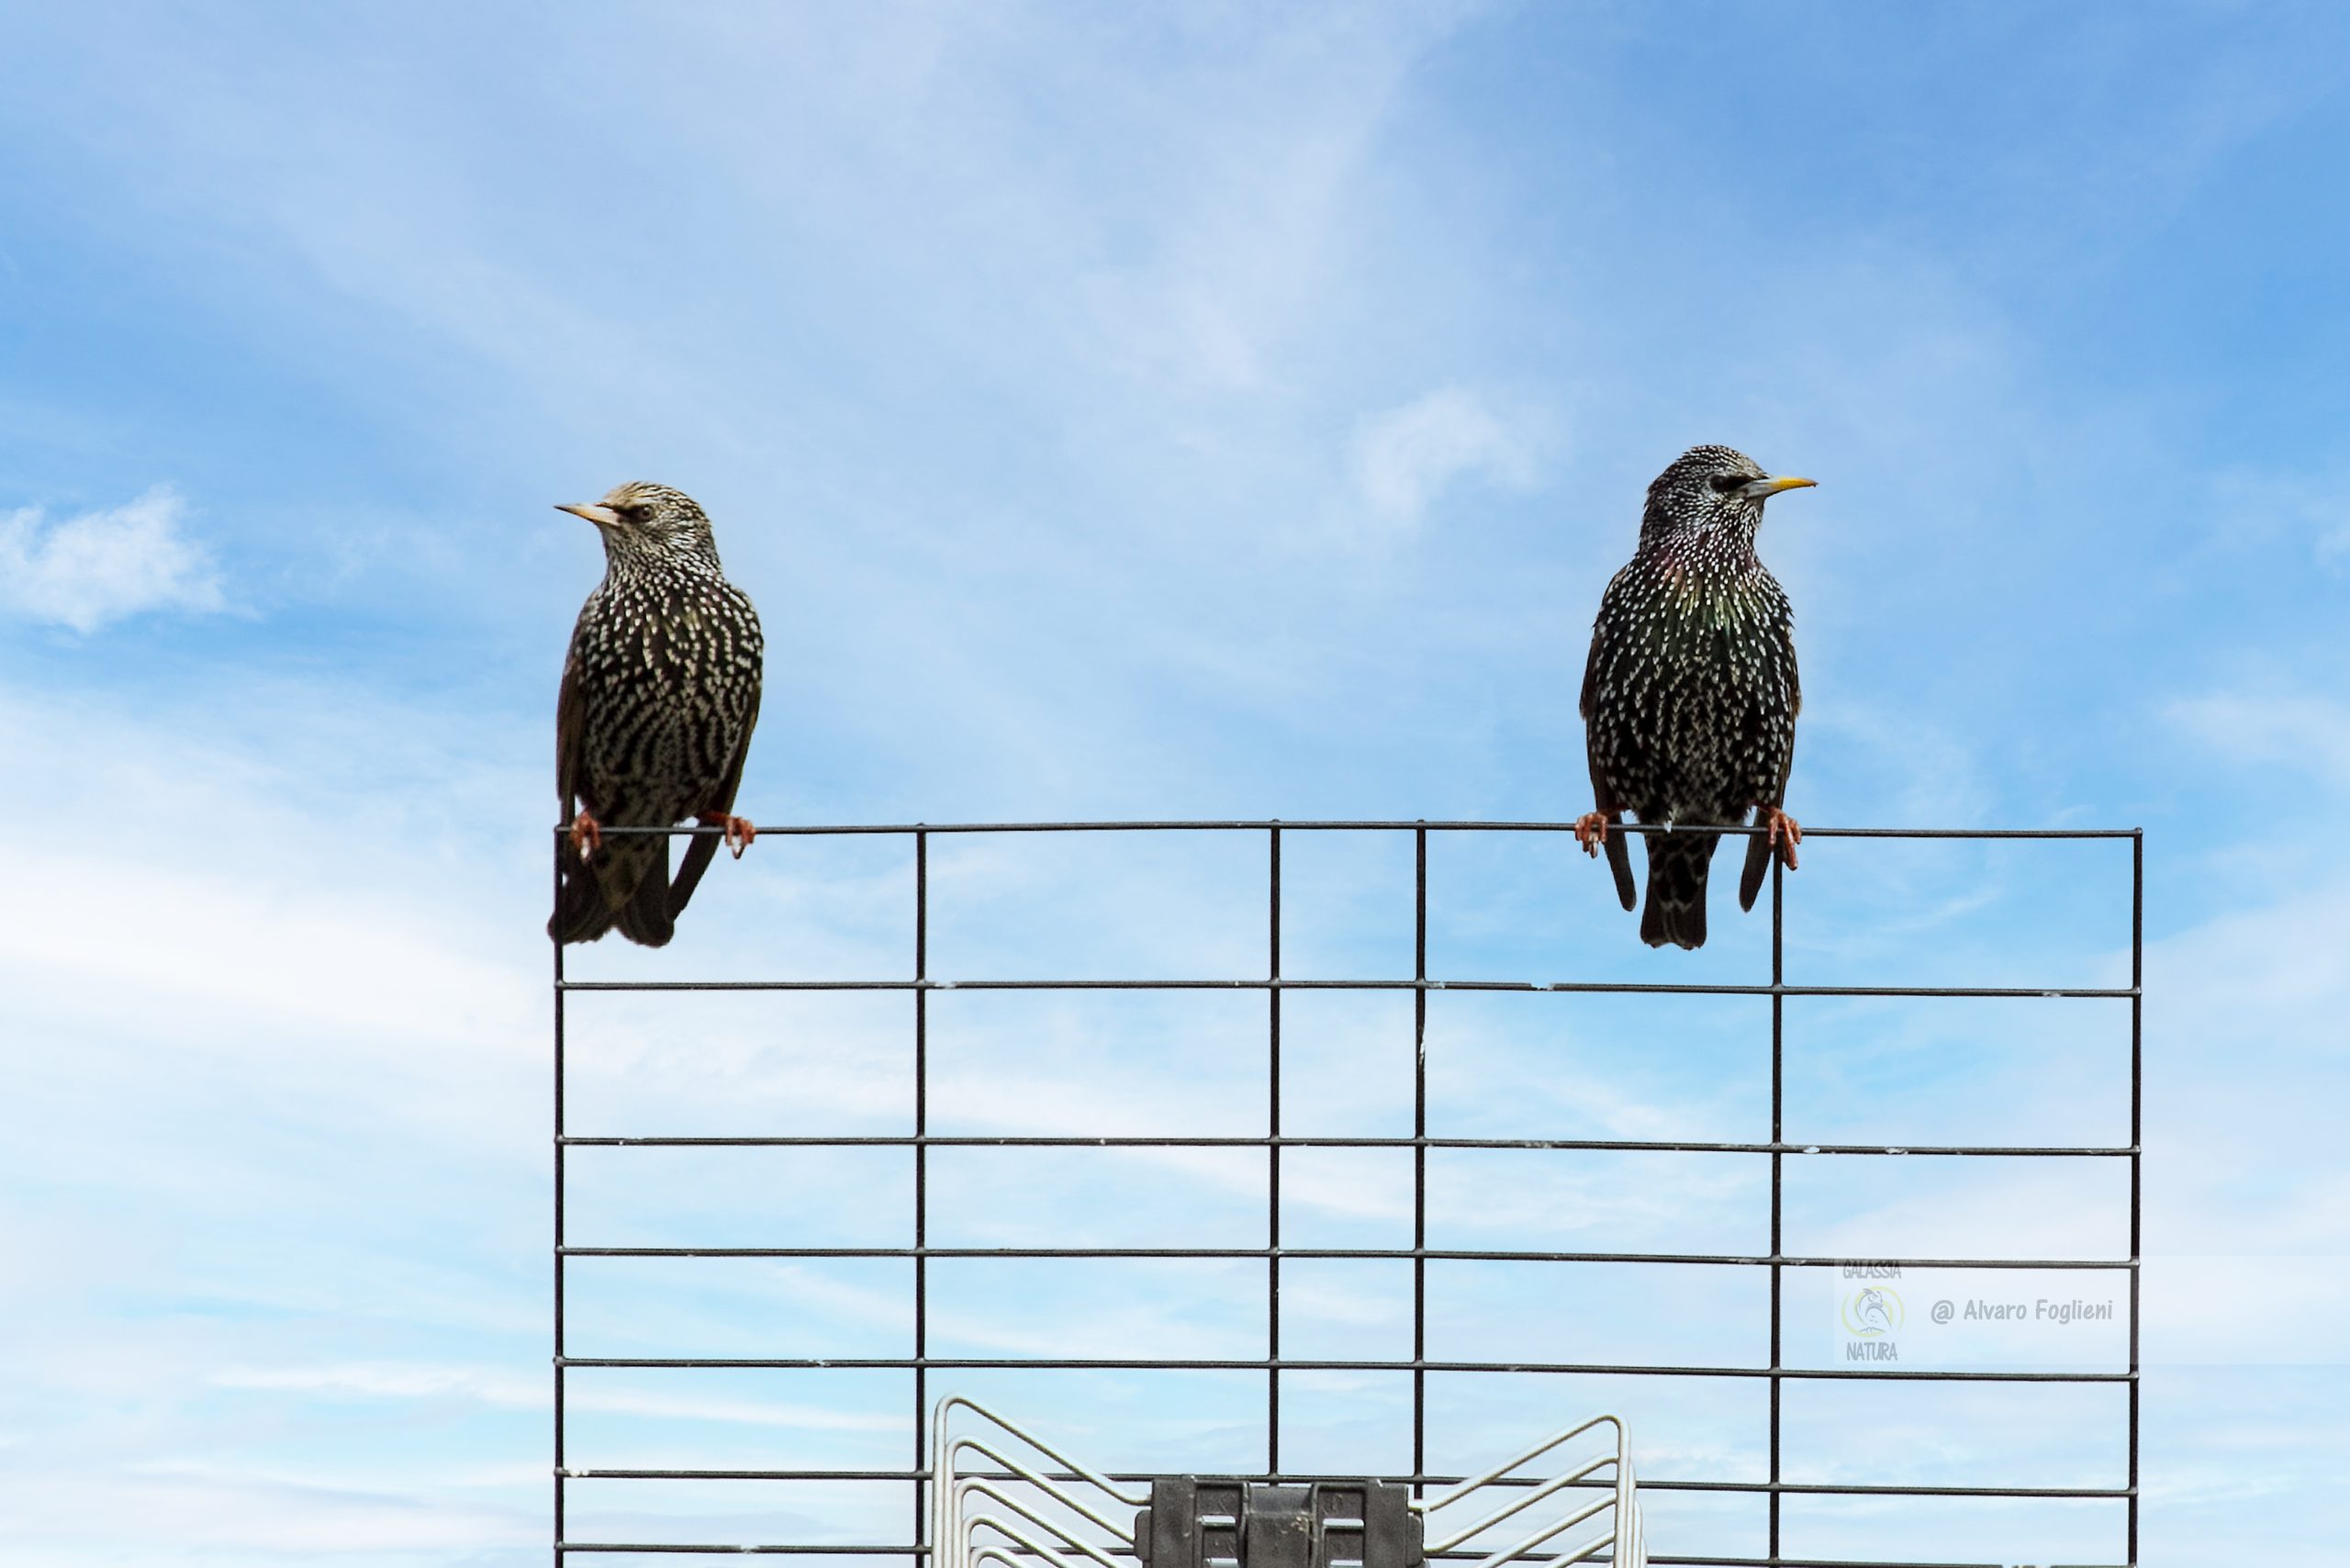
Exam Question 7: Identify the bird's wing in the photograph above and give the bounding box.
[666,678,762,920]
[1737,606,1800,911]
[550,634,604,941]
[1577,583,1611,725]
[1580,567,1651,808]
[556,638,588,822]
[1578,571,1625,798]
[1759,599,1800,797]
[1580,572,1639,910]
[1737,744,1796,913]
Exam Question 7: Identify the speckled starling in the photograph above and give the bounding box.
[549,482,764,947]
[1574,446,1814,949]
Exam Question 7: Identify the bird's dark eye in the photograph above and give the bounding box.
[1709,474,1751,495]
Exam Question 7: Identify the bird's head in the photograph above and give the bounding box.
[557,482,721,565]
[1642,445,1815,544]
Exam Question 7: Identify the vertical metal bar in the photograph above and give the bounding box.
[2128,830,2143,1566]
[552,830,567,1566]
[1413,824,1428,1500]
[1768,850,1785,1566]
[1268,825,1282,1477]
[914,830,930,1552]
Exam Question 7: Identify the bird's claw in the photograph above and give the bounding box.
[701,812,757,859]
[567,810,604,862]
[1759,806,1802,870]
[1572,811,1611,859]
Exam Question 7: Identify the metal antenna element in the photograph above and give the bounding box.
[551,819,2143,1566]
[936,1398,1643,1568]
[934,1396,1149,1568]
[1418,1414,1644,1568]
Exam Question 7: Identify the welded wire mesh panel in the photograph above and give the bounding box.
[552,820,2142,1567]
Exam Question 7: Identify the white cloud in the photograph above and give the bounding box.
[0,1460,536,1557]
[211,1361,901,1431]
[1348,386,1547,531]
[2143,1253,2350,1365]
[0,487,225,632]
[2205,465,2350,571]
[2168,690,2350,788]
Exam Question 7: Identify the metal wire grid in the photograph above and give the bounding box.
[551,820,2143,1567]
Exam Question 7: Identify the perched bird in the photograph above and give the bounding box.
[1574,446,1814,949]
[549,482,764,946]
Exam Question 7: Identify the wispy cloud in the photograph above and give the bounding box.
[2204,465,2350,572]
[212,1361,901,1430]
[0,487,224,633]
[1348,386,1548,532]
[0,1470,535,1556]
[2169,689,2350,789]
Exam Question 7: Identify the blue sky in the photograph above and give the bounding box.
[3,2,2346,1563]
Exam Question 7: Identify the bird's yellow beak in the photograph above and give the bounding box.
[1742,475,1818,498]
[556,502,621,527]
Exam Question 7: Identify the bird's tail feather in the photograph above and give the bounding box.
[1738,824,1774,913]
[1639,830,1719,950]
[1602,821,1637,911]
[549,837,617,945]
[549,836,675,947]
[667,828,722,920]
[617,839,676,947]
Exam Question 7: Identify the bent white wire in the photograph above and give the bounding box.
[1418,1414,1643,1568]
[932,1394,1147,1568]
[932,1395,1643,1568]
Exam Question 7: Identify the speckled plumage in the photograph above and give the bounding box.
[550,482,764,947]
[1578,446,1809,948]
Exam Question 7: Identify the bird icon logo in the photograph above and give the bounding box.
[1841,1287,1904,1338]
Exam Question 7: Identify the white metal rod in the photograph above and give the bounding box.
[1425,1455,1615,1552]
[1417,1415,1622,1514]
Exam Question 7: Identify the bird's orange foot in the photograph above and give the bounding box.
[1572,811,1612,859]
[1758,805,1802,870]
[567,810,604,861]
[700,812,757,859]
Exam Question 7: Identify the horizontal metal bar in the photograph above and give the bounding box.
[568,1468,934,1481]
[559,1356,2132,1383]
[571,820,2140,840]
[1759,1481,2133,1499]
[561,978,2134,999]
[560,1134,2137,1156]
[561,1547,923,1556]
[1636,1561,2125,1568]
[561,1467,2131,1499]
[553,1558,2127,1568]
[560,1245,2135,1270]
[556,1551,2127,1568]
[1449,1559,2124,1568]
[555,1551,2091,1568]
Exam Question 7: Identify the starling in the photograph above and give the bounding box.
[549,482,764,947]
[1573,446,1815,949]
